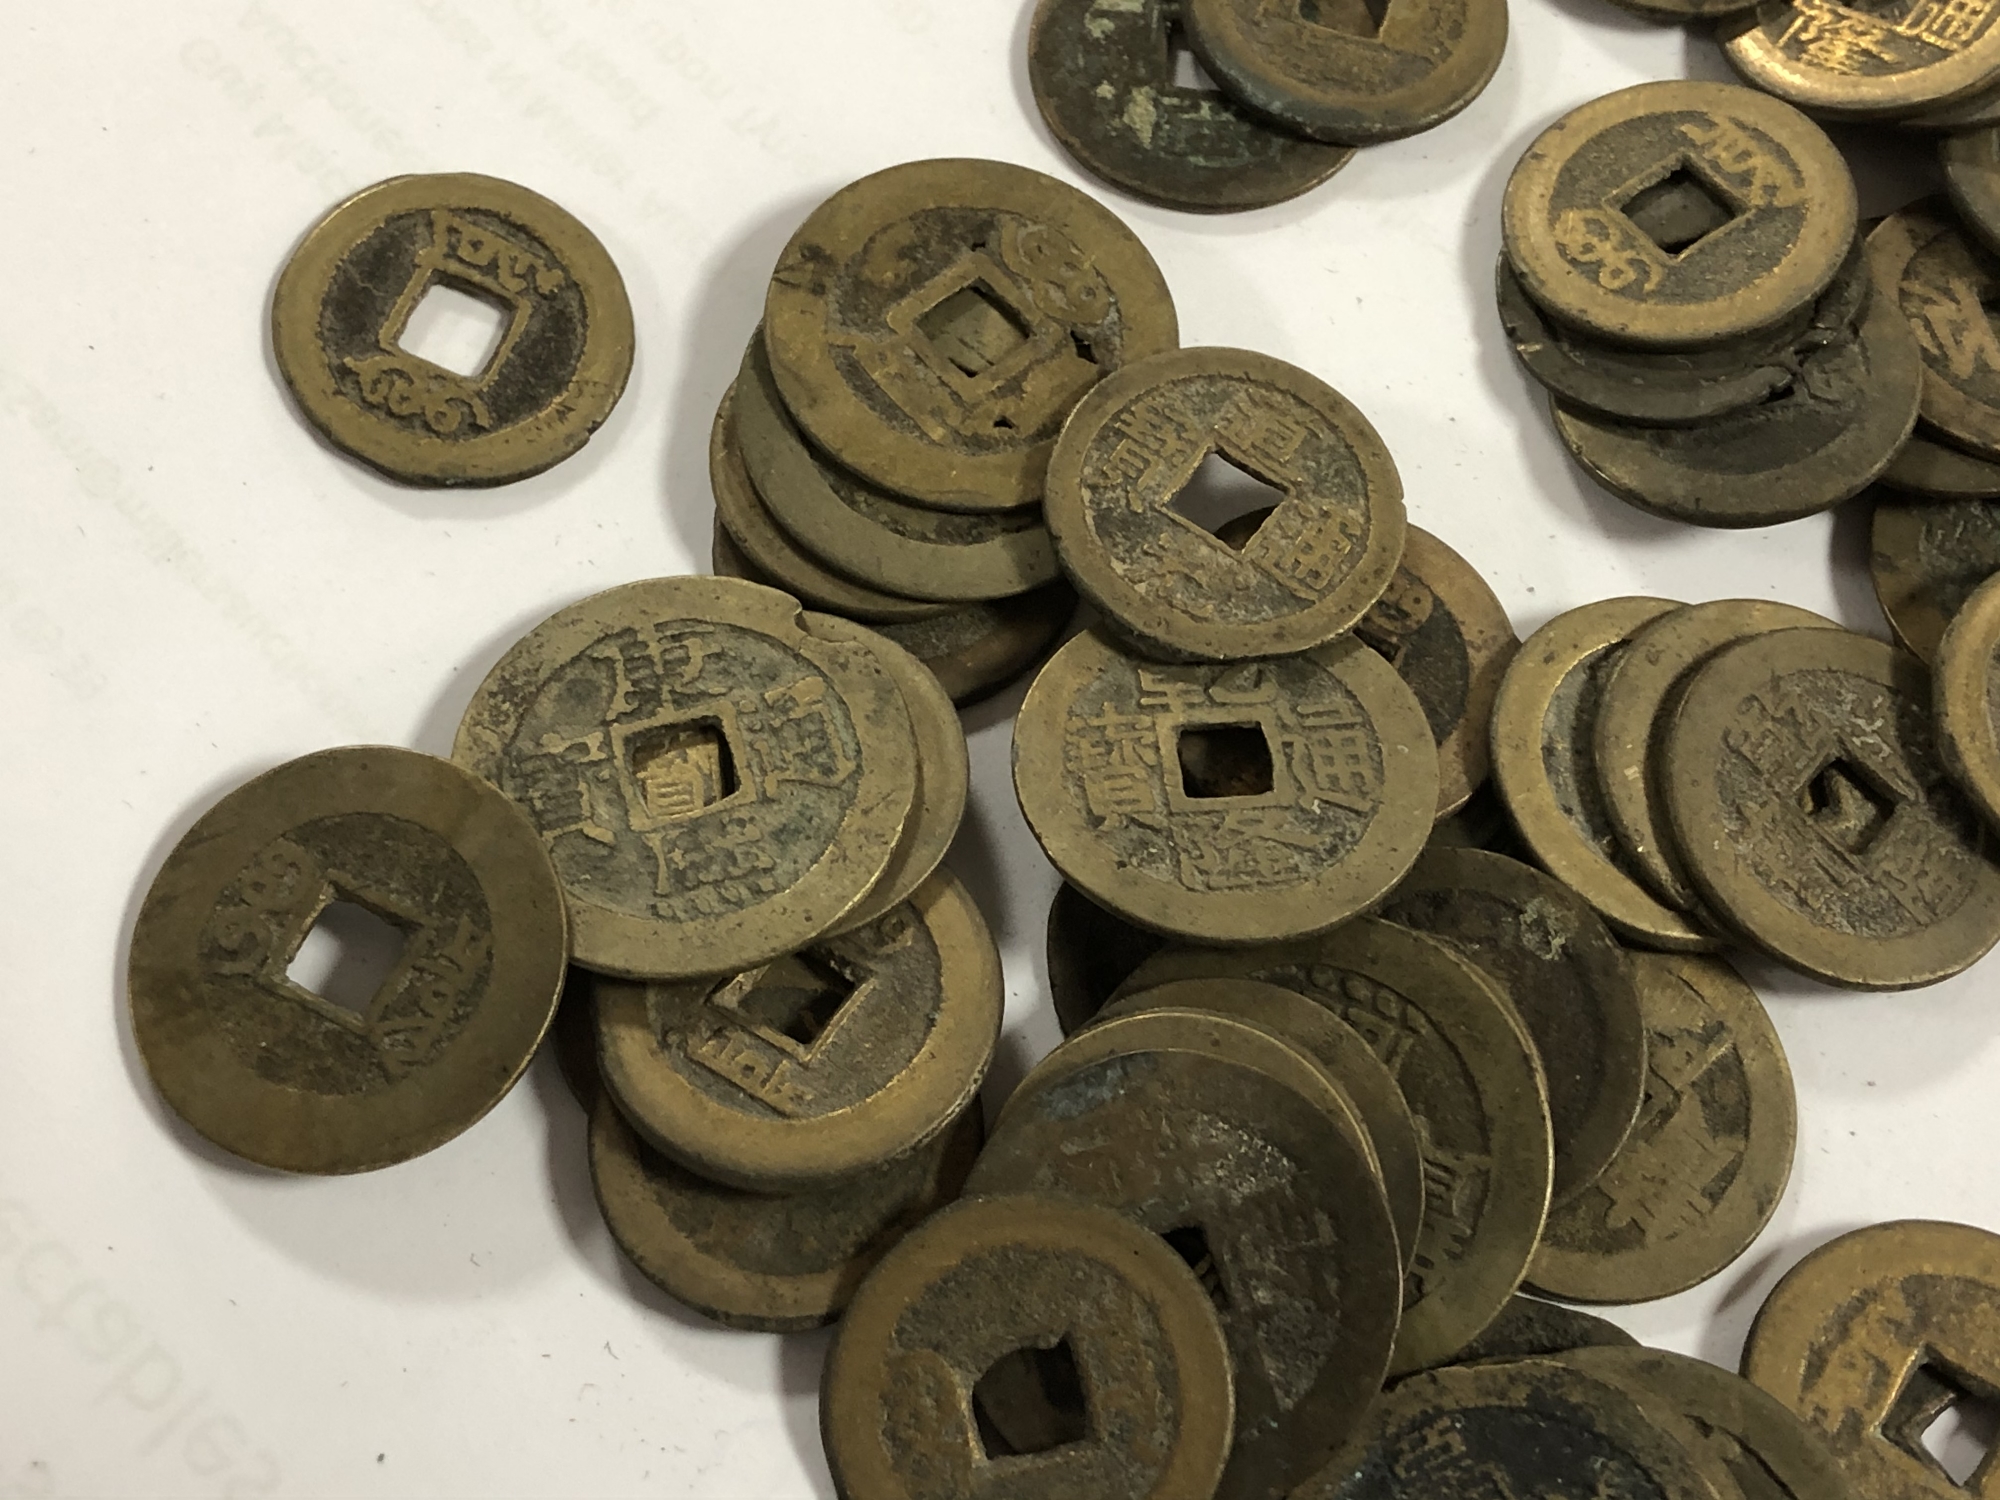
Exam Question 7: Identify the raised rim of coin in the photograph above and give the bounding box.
[1935,568,2000,834]
[1881,428,2000,501]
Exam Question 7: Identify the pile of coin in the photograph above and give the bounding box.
[1026,0,1506,212]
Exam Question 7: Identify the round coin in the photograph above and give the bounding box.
[1881,428,2000,500]
[452,575,919,979]
[1448,1296,1638,1367]
[550,967,602,1108]
[1045,880,1169,1035]
[1871,492,2000,662]
[764,159,1178,512]
[1014,628,1438,944]
[594,870,1000,1192]
[1945,124,2000,257]
[128,746,568,1173]
[1874,199,2000,463]
[1935,569,2000,833]
[1725,0,2000,119]
[271,173,632,486]
[1044,347,1407,661]
[822,1193,1234,1500]
[1663,627,2000,988]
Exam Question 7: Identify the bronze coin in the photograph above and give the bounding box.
[1874,198,2000,463]
[1881,427,2000,500]
[1871,491,2000,662]
[1945,123,2000,257]
[1445,1295,1638,1368]
[1045,880,1169,1035]
[1934,568,2000,833]
[1725,0,2000,119]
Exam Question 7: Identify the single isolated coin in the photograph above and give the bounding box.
[1663,626,2000,988]
[128,747,568,1173]
[1874,199,2000,463]
[1449,1296,1639,1367]
[1871,492,2000,661]
[1014,628,1438,945]
[1044,347,1406,661]
[452,575,918,980]
[1945,123,2000,257]
[272,173,632,485]
[764,158,1178,511]
[1935,568,2000,834]
[1880,428,2000,500]
[1725,0,2000,119]
[1045,880,1170,1035]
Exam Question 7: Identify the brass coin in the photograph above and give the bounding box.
[1182,0,1508,146]
[1874,198,2000,463]
[1502,82,1857,349]
[733,335,1060,603]
[1909,78,2000,130]
[128,746,568,1173]
[1110,918,1555,1375]
[1595,599,1839,920]
[1043,346,1407,661]
[764,158,1178,513]
[1743,1220,2000,1498]
[1448,1296,1638,1367]
[452,575,918,980]
[594,870,1000,1192]
[1935,568,2000,832]
[1724,0,2000,120]
[1597,0,1757,24]
[589,1093,981,1333]
[1492,596,1715,951]
[1014,628,1438,944]
[1663,626,2000,988]
[1882,427,2000,500]
[966,1006,1404,1499]
[822,1193,1234,1500]
[271,174,632,486]
[1945,124,2000,256]
[1045,880,1169,1035]
[1027,0,1355,212]
[1871,491,2000,661]
[1382,846,1647,1207]
[1527,953,1794,1304]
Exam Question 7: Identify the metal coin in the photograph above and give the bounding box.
[1595,0,1757,24]
[1743,1220,2000,1499]
[550,966,602,1108]
[1662,626,2000,988]
[1503,82,1857,349]
[1492,596,1715,952]
[594,870,1000,1192]
[1109,918,1555,1375]
[1871,492,2000,661]
[1447,1296,1638,1367]
[1945,124,2000,257]
[1382,846,1647,1206]
[1907,78,2000,131]
[1881,427,2000,500]
[128,746,568,1173]
[1182,0,1508,146]
[589,1093,981,1333]
[821,1193,1234,1500]
[1027,0,1355,212]
[1935,569,2000,833]
[1014,628,1438,944]
[764,158,1178,513]
[966,1006,1404,1498]
[1874,198,2000,463]
[1045,880,1169,1035]
[1723,1,2000,120]
[271,174,632,486]
[1043,346,1407,661]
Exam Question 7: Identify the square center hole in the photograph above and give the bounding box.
[1887,1358,2000,1488]
[628,721,737,822]
[396,279,512,379]
[1166,21,1223,91]
[1162,1223,1230,1308]
[917,281,1031,379]
[1800,756,1897,856]
[1618,165,1740,257]
[1177,723,1275,800]
[1298,0,1391,39]
[724,951,858,1050]
[1170,450,1287,541]
[287,898,409,1017]
[971,1337,1089,1459]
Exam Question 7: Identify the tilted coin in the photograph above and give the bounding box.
[271,174,632,486]
[128,747,568,1173]
[1381,846,1647,1206]
[1743,1220,2000,1499]
[1027,0,1355,213]
[1183,0,1508,145]
[1448,1295,1638,1367]
[1663,627,2000,988]
[1492,596,1714,952]
[1503,82,1857,349]
[1874,199,2000,463]
[764,158,1178,512]
[1881,428,2000,500]
[594,870,1000,1192]
[1014,628,1438,944]
[1871,492,2000,661]
[1945,123,2000,257]
[452,575,918,979]
[589,1093,981,1333]
[966,1007,1404,1499]
[1110,918,1556,1375]
[1908,77,2000,130]
[1935,569,2000,833]
[1043,346,1406,661]
[1596,0,1757,25]
[1045,879,1169,1035]
[821,1193,1234,1500]
[1724,0,2000,119]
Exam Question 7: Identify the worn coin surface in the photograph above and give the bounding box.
[1014,628,1438,944]
[1111,919,1555,1375]
[1045,347,1405,660]
[1935,569,2000,834]
[966,1007,1403,1499]
[1045,880,1170,1035]
[1946,124,2000,256]
[272,173,632,486]
[1874,199,2000,463]
[1183,0,1508,145]
[594,871,1000,1192]
[764,158,1178,512]
[1493,596,1714,952]
[1871,493,2000,661]
[1449,1296,1638,1366]
[1028,0,1355,212]
[1664,627,2000,988]
[1881,428,2000,500]
[822,1193,1234,1500]
[1724,0,2000,119]
[1744,1220,2000,1499]
[1503,82,1857,349]
[453,575,918,979]
[129,747,568,1173]
[1383,846,1647,1206]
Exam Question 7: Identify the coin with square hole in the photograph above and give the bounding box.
[823,1193,1235,1500]
[271,173,632,486]
[1933,570,2000,837]
[1724,0,2000,119]
[1044,347,1406,660]
[452,575,919,980]
[764,159,1178,512]
[1872,492,2000,662]
[128,746,568,1173]
[1873,199,2000,463]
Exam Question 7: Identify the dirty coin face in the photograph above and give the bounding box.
[1874,200,2000,464]
[1871,492,2000,662]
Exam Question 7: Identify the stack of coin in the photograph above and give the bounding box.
[1500,81,1925,528]
[1025,0,1508,212]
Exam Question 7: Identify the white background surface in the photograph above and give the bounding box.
[0,2,1972,1496]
